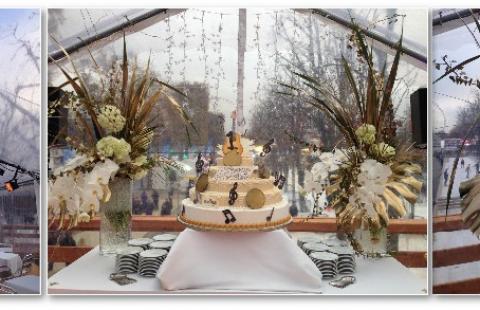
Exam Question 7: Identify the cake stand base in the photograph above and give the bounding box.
[157,228,323,293]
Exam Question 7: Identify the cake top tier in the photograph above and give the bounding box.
[217,132,256,167]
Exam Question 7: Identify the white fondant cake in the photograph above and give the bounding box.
[179,136,292,232]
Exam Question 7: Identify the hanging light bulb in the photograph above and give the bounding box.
[5,166,19,192]
[5,179,19,192]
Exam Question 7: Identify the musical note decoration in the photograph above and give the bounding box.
[260,138,274,157]
[266,208,275,222]
[228,182,239,205]
[195,152,205,174]
[222,209,236,224]
[273,172,286,190]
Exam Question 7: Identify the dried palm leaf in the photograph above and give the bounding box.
[460,176,480,236]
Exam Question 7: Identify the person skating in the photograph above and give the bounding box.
[444,168,449,186]
[476,162,480,175]
[461,158,465,168]
[466,164,471,179]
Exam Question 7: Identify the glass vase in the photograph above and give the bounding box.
[99,177,132,256]
[353,226,388,255]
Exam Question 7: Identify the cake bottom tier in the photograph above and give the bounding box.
[179,198,292,232]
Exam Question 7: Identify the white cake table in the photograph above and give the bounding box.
[0,252,22,274]
[48,229,426,295]
[0,247,12,253]
[4,275,40,294]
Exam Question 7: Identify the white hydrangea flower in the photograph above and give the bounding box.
[97,105,126,134]
[355,123,376,145]
[96,136,131,163]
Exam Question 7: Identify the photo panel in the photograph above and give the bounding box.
[47,8,428,295]
[432,8,480,294]
[0,8,41,295]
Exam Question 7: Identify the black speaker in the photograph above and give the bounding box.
[410,88,427,147]
[48,86,66,146]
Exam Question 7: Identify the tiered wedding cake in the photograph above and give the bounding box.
[179,132,292,231]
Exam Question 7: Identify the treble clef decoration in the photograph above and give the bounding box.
[195,152,204,174]
[228,182,238,205]
[260,138,274,157]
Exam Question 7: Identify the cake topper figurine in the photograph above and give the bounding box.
[273,172,286,190]
[260,138,275,157]
[228,182,239,205]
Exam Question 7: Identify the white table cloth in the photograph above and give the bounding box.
[158,228,322,292]
[0,252,22,274]
[4,275,40,294]
[48,229,426,295]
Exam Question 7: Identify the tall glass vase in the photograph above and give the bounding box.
[99,177,132,256]
[353,226,388,255]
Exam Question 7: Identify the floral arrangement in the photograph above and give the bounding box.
[280,20,423,244]
[48,35,195,229]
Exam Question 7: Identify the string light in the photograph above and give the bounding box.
[213,13,224,112]
[254,13,264,102]
[181,10,188,106]
[200,10,209,86]
[165,16,174,83]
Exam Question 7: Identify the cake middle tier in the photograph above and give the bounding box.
[208,177,276,192]
[198,188,283,208]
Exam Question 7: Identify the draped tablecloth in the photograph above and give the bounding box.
[0,252,22,274]
[48,229,426,294]
[158,228,323,293]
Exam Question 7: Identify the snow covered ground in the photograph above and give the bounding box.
[433,155,480,288]
[436,155,479,200]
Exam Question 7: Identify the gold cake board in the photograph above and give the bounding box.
[177,215,292,232]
